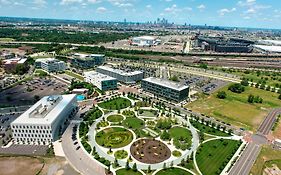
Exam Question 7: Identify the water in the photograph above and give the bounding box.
[76,95,85,101]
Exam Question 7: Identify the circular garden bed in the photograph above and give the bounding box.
[96,127,133,148]
[156,168,193,175]
[130,139,171,164]
[114,150,128,159]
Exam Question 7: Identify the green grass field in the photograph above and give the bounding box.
[251,145,281,175]
[0,38,14,42]
[64,70,84,81]
[116,169,142,175]
[122,117,144,129]
[196,139,241,175]
[155,168,193,175]
[186,85,281,131]
[98,97,131,110]
[169,127,193,150]
[107,115,124,123]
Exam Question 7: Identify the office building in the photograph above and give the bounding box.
[2,57,28,73]
[35,58,66,73]
[84,71,117,91]
[141,77,189,102]
[71,53,105,69]
[96,66,144,84]
[11,94,78,145]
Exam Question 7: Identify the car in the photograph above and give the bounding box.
[76,146,80,150]
[74,141,78,145]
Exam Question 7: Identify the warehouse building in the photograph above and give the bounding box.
[11,94,78,145]
[71,53,105,69]
[130,36,161,47]
[84,71,117,91]
[35,58,66,73]
[141,77,189,102]
[96,66,144,84]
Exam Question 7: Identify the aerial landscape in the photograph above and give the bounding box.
[0,0,281,175]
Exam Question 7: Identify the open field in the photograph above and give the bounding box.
[196,139,241,175]
[64,70,84,81]
[186,85,281,131]
[0,38,14,42]
[251,145,281,175]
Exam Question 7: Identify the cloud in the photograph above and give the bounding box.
[60,0,83,5]
[88,0,101,3]
[108,0,133,7]
[218,8,236,16]
[197,4,205,11]
[96,6,107,13]
[33,0,47,7]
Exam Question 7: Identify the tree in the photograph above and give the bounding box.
[248,94,254,103]
[125,160,130,170]
[34,95,40,102]
[217,91,227,99]
[241,79,249,86]
[163,163,167,169]
[199,63,208,69]
[160,130,171,141]
[279,94,281,100]
[228,83,245,93]
[147,165,151,173]
[132,163,137,172]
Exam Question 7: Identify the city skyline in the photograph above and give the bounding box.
[0,0,281,29]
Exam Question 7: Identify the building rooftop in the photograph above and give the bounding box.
[73,53,105,60]
[97,66,143,76]
[133,36,156,40]
[143,77,189,91]
[254,45,281,53]
[35,58,64,64]
[84,71,117,81]
[11,94,76,125]
[3,57,27,65]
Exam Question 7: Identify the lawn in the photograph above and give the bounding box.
[116,169,142,175]
[95,127,133,148]
[139,109,158,118]
[169,126,192,150]
[251,145,281,175]
[190,120,231,137]
[186,85,281,131]
[114,150,128,159]
[99,97,131,110]
[156,168,193,175]
[122,117,144,129]
[196,139,241,175]
[107,115,124,123]
[64,70,84,81]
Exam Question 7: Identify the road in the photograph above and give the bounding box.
[61,121,105,175]
[229,108,281,175]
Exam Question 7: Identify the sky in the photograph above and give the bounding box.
[0,0,281,29]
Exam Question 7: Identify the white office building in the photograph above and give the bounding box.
[131,36,161,47]
[35,58,66,72]
[11,94,78,145]
[96,66,144,84]
[84,71,117,91]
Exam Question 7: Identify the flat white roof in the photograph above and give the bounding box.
[254,45,281,53]
[84,71,117,81]
[143,77,189,91]
[12,94,76,125]
[35,58,64,64]
[3,58,27,64]
[73,53,104,58]
[259,40,281,46]
[133,36,156,40]
[97,66,143,76]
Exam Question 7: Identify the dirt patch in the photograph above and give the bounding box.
[0,156,44,175]
[130,139,171,164]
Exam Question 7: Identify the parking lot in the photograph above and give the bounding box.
[0,77,69,106]
[0,113,20,146]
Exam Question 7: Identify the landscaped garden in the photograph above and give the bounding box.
[122,117,144,129]
[114,150,128,159]
[169,126,192,150]
[95,127,133,148]
[138,109,158,118]
[196,139,242,175]
[116,168,142,175]
[107,115,124,123]
[98,97,131,110]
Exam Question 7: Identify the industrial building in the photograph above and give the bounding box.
[196,37,253,53]
[141,77,189,102]
[35,58,66,73]
[11,94,78,145]
[96,66,144,84]
[84,71,117,91]
[71,53,105,69]
[130,36,161,47]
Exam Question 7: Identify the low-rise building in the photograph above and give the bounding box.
[130,36,161,47]
[141,77,189,102]
[2,57,28,73]
[11,94,78,145]
[35,58,66,73]
[96,66,144,84]
[71,53,105,69]
[84,71,117,91]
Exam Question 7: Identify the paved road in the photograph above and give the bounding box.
[62,122,105,175]
[229,108,281,175]
[257,108,281,135]
[229,143,261,175]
